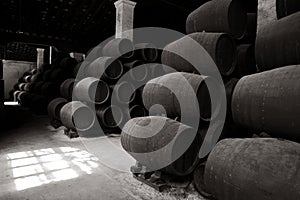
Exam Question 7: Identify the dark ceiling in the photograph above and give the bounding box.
[0,0,210,60]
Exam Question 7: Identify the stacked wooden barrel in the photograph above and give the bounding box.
[10,55,78,115]
[64,38,161,134]
[190,2,300,198]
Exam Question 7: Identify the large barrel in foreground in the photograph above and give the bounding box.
[186,0,247,39]
[204,138,300,200]
[161,33,233,76]
[60,101,95,131]
[143,72,214,121]
[121,116,205,176]
[232,65,300,142]
[255,12,300,71]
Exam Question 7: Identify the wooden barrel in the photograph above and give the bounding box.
[161,33,236,76]
[13,91,21,102]
[86,57,123,81]
[233,44,257,78]
[43,70,52,81]
[73,77,110,104]
[129,105,147,118]
[41,82,60,99]
[142,72,213,121]
[232,65,300,142]
[149,64,167,78]
[29,95,48,115]
[186,0,247,39]
[96,105,124,129]
[121,116,205,176]
[39,63,51,72]
[47,98,68,120]
[33,81,44,94]
[59,57,78,71]
[60,79,75,100]
[204,138,300,200]
[23,75,32,83]
[113,81,136,104]
[23,83,31,92]
[134,43,159,62]
[60,101,95,131]
[238,13,257,43]
[193,162,212,198]
[255,12,300,71]
[73,62,82,78]
[102,38,134,59]
[124,60,149,81]
[18,83,26,91]
[18,92,33,107]
[30,72,43,83]
[50,68,67,82]
[30,68,37,75]
[276,0,300,19]
[225,78,239,122]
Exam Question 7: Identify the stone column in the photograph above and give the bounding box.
[114,0,136,41]
[36,48,45,70]
[257,0,277,33]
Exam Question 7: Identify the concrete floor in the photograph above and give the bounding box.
[0,105,206,200]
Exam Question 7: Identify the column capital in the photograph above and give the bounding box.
[114,0,136,8]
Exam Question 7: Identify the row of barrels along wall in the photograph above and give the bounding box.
[10,54,79,115]
[120,0,300,199]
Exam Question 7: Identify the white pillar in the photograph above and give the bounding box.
[114,0,136,41]
[257,0,277,33]
[36,48,45,70]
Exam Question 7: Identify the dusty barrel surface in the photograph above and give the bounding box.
[60,79,75,100]
[189,33,236,76]
[142,72,213,121]
[60,101,95,131]
[276,0,300,19]
[233,44,257,77]
[102,38,134,59]
[96,105,124,129]
[186,0,247,39]
[121,116,205,176]
[134,43,159,62]
[204,138,300,200]
[86,57,123,81]
[73,77,110,104]
[255,12,300,71]
[161,33,233,75]
[232,65,300,142]
[47,98,68,120]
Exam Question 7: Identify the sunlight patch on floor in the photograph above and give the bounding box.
[6,147,99,191]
